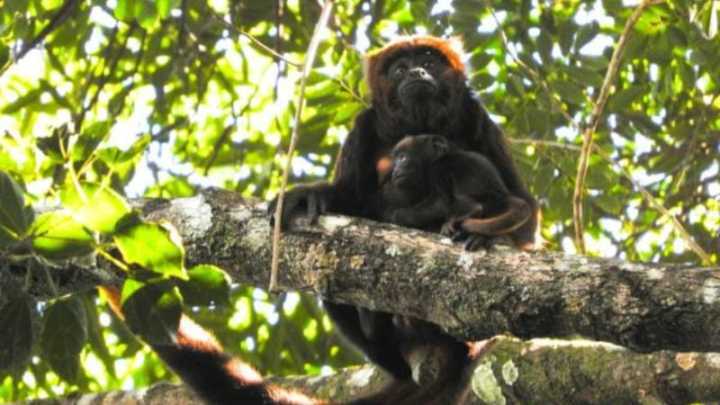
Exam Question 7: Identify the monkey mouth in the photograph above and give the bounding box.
[391,173,416,188]
[400,80,437,98]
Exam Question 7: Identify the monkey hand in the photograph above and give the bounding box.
[440,217,463,237]
[268,182,333,230]
[389,209,415,227]
[441,218,492,251]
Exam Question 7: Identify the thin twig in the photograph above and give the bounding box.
[484,4,576,125]
[572,0,655,254]
[330,75,368,106]
[488,0,705,260]
[0,0,78,77]
[590,146,712,264]
[514,137,712,264]
[202,91,255,176]
[212,14,302,69]
[269,1,334,292]
[509,138,582,151]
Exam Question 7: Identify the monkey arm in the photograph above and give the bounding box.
[388,195,452,229]
[269,111,380,229]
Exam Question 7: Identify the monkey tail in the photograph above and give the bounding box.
[459,196,531,236]
[98,286,324,405]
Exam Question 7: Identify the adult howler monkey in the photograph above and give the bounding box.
[274,36,538,249]
[375,134,532,250]
[272,35,538,383]
[100,36,538,405]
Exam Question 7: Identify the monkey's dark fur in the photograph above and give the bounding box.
[375,134,531,250]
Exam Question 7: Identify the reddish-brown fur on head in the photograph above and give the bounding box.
[364,35,466,95]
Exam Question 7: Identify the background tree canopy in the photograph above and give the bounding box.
[0,0,718,401]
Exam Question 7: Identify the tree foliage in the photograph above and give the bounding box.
[0,0,718,401]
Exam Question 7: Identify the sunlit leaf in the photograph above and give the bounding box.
[1,88,42,114]
[0,171,32,245]
[157,0,180,19]
[114,215,187,279]
[179,264,231,307]
[60,183,131,233]
[30,211,94,259]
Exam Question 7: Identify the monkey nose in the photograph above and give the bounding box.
[408,67,431,80]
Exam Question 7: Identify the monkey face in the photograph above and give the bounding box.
[384,48,450,107]
[364,36,470,141]
[389,135,451,191]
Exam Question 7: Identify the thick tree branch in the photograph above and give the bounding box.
[4,188,719,353]
[17,337,720,404]
[133,189,720,353]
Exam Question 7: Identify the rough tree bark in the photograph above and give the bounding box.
[15,337,720,404]
[4,188,720,404]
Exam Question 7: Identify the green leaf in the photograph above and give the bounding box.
[554,80,586,105]
[145,177,196,198]
[73,121,110,162]
[156,0,179,18]
[114,215,187,279]
[137,0,159,29]
[0,292,36,372]
[0,44,9,68]
[334,102,364,124]
[30,211,94,259]
[574,22,599,52]
[41,296,88,383]
[81,294,115,376]
[60,183,130,233]
[0,171,32,245]
[537,30,553,63]
[179,265,231,307]
[114,0,134,20]
[36,126,71,162]
[121,280,182,344]
[1,88,42,114]
[608,85,645,112]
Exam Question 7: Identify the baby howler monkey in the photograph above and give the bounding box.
[375,134,531,250]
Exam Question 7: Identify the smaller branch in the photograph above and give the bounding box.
[270,0,335,291]
[329,74,368,107]
[203,125,234,176]
[508,138,581,151]
[212,14,302,69]
[273,0,286,100]
[512,137,712,263]
[572,0,657,253]
[483,3,576,125]
[591,146,712,264]
[0,0,79,77]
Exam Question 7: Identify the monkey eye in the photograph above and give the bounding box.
[422,60,434,69]
[431,138,449,154]
[393,65,406,77]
